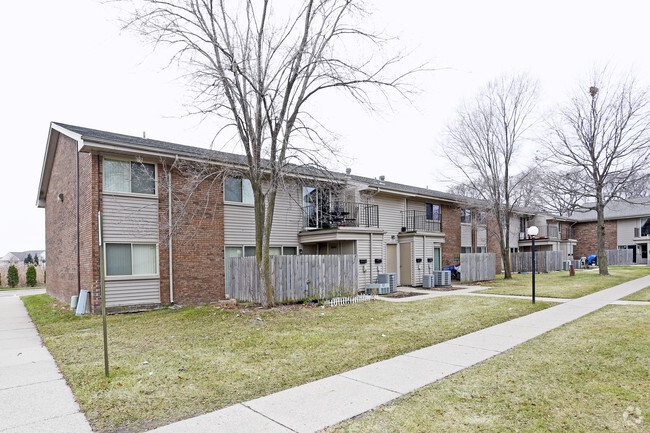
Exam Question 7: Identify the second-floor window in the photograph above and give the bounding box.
[104,159,156,195]
[460,209,471,223]
[225,176,254,204]
[426,203,440,221]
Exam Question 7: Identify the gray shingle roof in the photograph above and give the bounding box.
[570,198,650,222]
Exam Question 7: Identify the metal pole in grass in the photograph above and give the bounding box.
[527,226,539,304]
[99,211,109,377]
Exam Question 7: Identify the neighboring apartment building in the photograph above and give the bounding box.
[37,122,495,313]
[38,122,645,313]
[0,250,46,266]
[570,199,650,264]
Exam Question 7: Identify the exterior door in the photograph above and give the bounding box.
[399,243,412,286]
[386,244,398,274]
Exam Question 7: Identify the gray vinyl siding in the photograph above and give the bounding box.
[357,234,383,288]
[224,186,302,246]
[461,224,472,247]
[103,194,159,242]
[477,226,487,246]
[618,218,639,245]
[102,193,160,307]
[105,279,161,306]
[371,194,406,279]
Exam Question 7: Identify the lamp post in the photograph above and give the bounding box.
[528,226,539,304]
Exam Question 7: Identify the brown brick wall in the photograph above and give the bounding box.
[45,134,79,305]
[158,166,225,306]
[83,155,102,313]
[573,221,617,259]
[487,217,503,273]
[441,204,461,267]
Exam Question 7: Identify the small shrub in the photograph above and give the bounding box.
[7,265,19,288]
[26,265,37,287]
[34,255,39,266]
[24,254,33,265]
[0,272,2,287]
[44,270,47,284]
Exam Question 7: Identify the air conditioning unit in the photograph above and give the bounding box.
[433,270,451,287]
[378,273,397,292]
[572,259,582,269]
[366,283,390,295]
[423,274,435,288]
[562,260,572,271]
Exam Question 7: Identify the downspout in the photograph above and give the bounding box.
[168,169,174,304]
[76,149,80,295]
[369,233,373,283]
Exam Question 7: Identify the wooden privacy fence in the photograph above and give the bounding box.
[228,254,358,304]
[510,251,563,273]
[460,253,496,282]
[605,249,633,266]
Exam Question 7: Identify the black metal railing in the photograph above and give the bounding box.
[303,202,379,229]
[520,225,575,240]
[401,210,442,232]
[635,227,650,237]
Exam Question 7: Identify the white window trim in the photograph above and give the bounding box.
[103,157,158,197]
[224,176,254,205]
[104,242,159,281]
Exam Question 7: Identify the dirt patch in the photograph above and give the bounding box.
[383,291,428,298]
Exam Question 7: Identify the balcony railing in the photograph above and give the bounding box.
[519,225,575,240]
[401,210,442,232]
[303,202,379,229]
[634,227,650,237]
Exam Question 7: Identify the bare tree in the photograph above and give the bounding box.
[549,70,650,275]
[123,0,419,306]
[445,74,539,279]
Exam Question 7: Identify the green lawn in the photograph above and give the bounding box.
[622,286,650,301]
[475,266,650,298]
[0,286,45,291]
[23,294,551,433]
[327,305,649,433]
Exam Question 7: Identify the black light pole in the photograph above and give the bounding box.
[527,226,539,304]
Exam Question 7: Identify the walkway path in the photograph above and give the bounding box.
[0,290,92,433]
[146,275,650,433]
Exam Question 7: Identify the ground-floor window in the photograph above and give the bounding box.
[460,246,472,254]
[476,246,487,253]
[105,243,158,277]
[224,245,299,295]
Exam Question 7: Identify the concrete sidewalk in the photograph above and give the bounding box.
[147,275,650,433]
[0,292,92,433]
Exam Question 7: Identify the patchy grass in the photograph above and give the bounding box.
[622,286,650,301]
[475,266,650,298]
[0,286,45,291]
[23,294,551,433]
[327,305,650,433]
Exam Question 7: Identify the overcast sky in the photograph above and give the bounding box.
[1,0,649,255]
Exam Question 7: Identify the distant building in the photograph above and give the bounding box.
[0,250,46,266]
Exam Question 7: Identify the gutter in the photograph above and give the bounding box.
[168,167,174,304]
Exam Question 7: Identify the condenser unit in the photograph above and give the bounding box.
[562,260,572,271]
[433,270,451,287]
[378,273,397,292]
[366,283,390,295]
[423,274,435,289]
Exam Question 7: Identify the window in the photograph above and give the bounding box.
[476,246,487,253]
[520,217,527,233]
[104,159,156,195]
[460,246,472,254]
[426,203,441,221]
[225,176,254,204]
[477,211,486,225]
[105,243,157,276]
[283,246,298,255]
[460,209,472,224]
[244,246,256,257]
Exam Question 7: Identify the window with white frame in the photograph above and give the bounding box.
[224,176,254,204]
[460,209,472,224]
[105,243,158,277]
[476,246,487,253]
[104,159,156,195]
[460,246,472,254]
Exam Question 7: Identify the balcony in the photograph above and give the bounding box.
[401,210,442,233]
[519,225,575,240]
[634,227,650,237]
[303,202,379,229]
